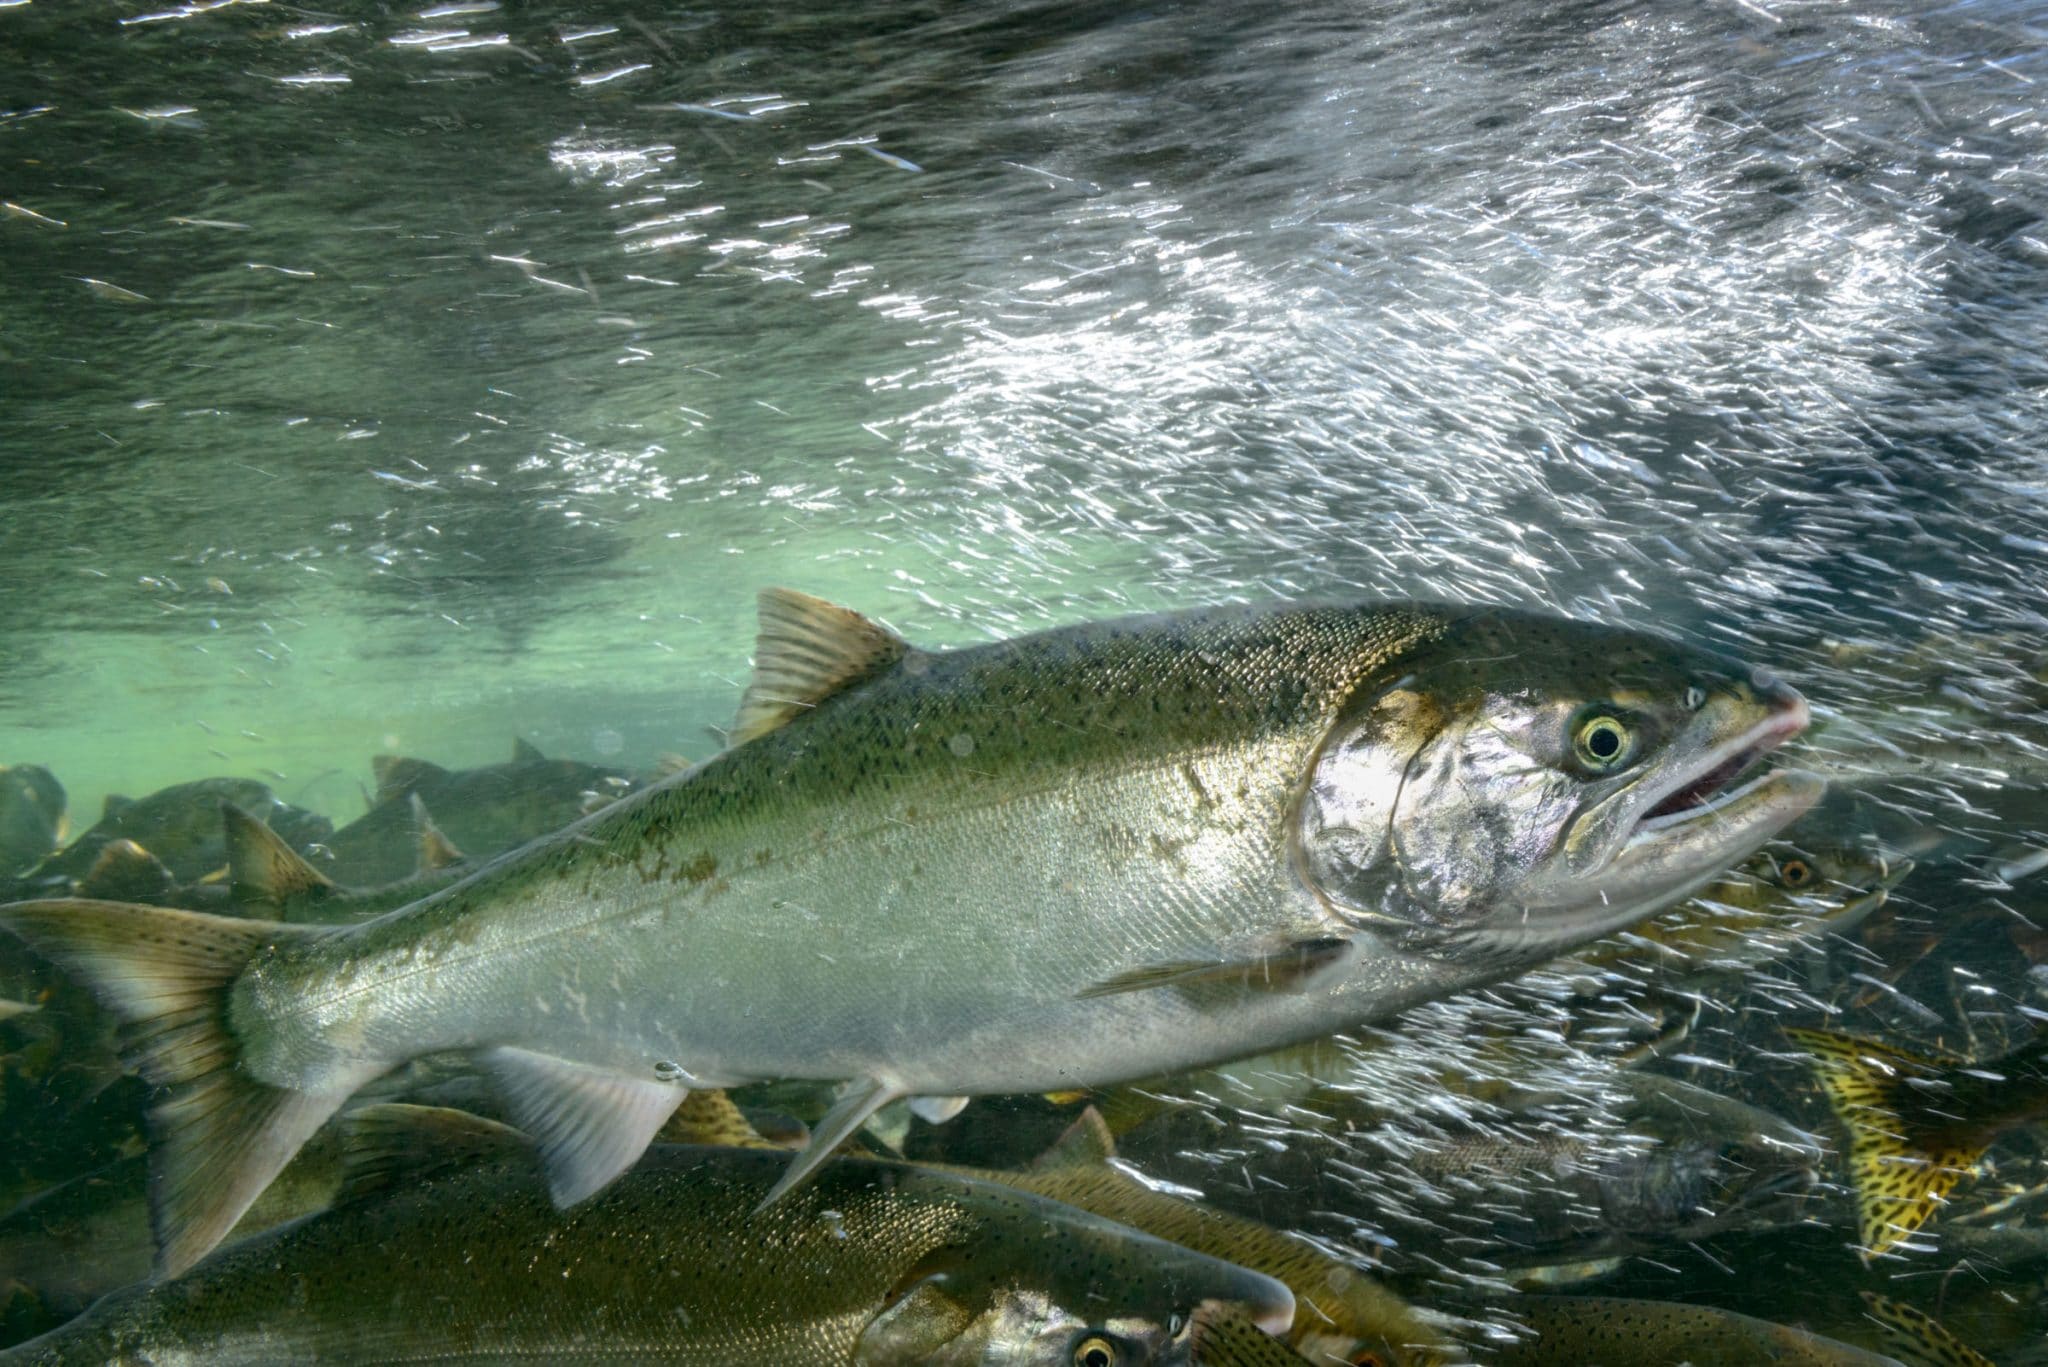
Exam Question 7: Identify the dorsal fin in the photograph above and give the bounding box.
[337,1103,529,1205]
[408,793,466,872]
[1030,1105,1118,1171]
[511,737,546,764]
[731,589,910,745]
[223,801,334,912]
[78,839,175,902]
[371,755,448,806]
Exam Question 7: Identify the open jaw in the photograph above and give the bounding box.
[1631,697,1814,841]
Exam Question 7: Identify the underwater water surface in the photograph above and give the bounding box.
[2,0,2047,1361]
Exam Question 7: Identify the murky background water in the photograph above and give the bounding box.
[3,0,2047,1358]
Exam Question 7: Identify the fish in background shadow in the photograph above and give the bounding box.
[10,778,331,895]
[214,796,472,922]
[0,1089,803,1345]
[0,591,1820,1277]
[315,738,639,886]
[960,1108,1464,1366]
[0,771,64,882]
[1788,1024,2048,1260]
[0,1104,1293,1366]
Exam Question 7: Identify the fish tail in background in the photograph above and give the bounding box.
[1785,1027,1984,1260]
[1857,1293,1996,1367]
[0,898,357,1278]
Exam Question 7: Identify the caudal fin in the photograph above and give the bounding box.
[0,898,352,1277]
[1785,1027,1985,1259]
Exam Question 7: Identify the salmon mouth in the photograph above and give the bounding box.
[1631,696,1812,840]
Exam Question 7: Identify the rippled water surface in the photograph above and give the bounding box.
[3,0,2046,1358]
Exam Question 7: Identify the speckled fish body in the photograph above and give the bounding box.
[0,593,1821,1273]
[0,1144,1292,1367]
[243,598,1813,1093]
[1497,1297,1906,1366]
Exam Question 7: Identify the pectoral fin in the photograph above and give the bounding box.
[1078,935,1352,1001]
[408,793,466,872]
[854,1275,980,1365]
[755,1075,904,1212]
[480,1048,685,1207]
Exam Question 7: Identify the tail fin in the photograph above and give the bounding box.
[1859,1293,1995,1367]
[0,898,353,1278]
[1785,1027,1985,1259]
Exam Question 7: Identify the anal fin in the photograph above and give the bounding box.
[338,1102,530,1203]
[1078,935,1352,1002]
[480,1048,685,1207]
[1029,1106,1118,1171]
[907,1094,969,1125]
[755,1075,904,1212]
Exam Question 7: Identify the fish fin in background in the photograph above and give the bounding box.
[408,793,466,872]
[1077,935,1352,1001]
[0,898,363,1278]
[479,1046,685,1206]
[1858,1293,1996,1367]
[1785,1027,1984,1258]
[223,801,334,912]
[337,1103,530,1203]
[756,1074,905,1212]
[371,755,448,807]
[907,1094,970,1125]
[77,839,177,903]
[1987,841,2048,885]
[654,1088,779,1149]
[0,997,41,1022]
[512,737,546,763]
[1029,1105,1118,1171]
[731,588,911,744]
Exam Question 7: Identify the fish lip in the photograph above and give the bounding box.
[1627,694,1813,842]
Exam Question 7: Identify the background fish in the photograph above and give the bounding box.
[0,771,63,882]
[1496,1296,1907,1366]
[317,739,639,886]
[2,1125,1293,1366]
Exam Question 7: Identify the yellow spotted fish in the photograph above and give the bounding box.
[1787,1025,2048,1258]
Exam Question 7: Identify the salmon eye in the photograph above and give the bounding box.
[1074,1336,1119,1367]
[1573,714,1633,770]
[1779,858,1813,888]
